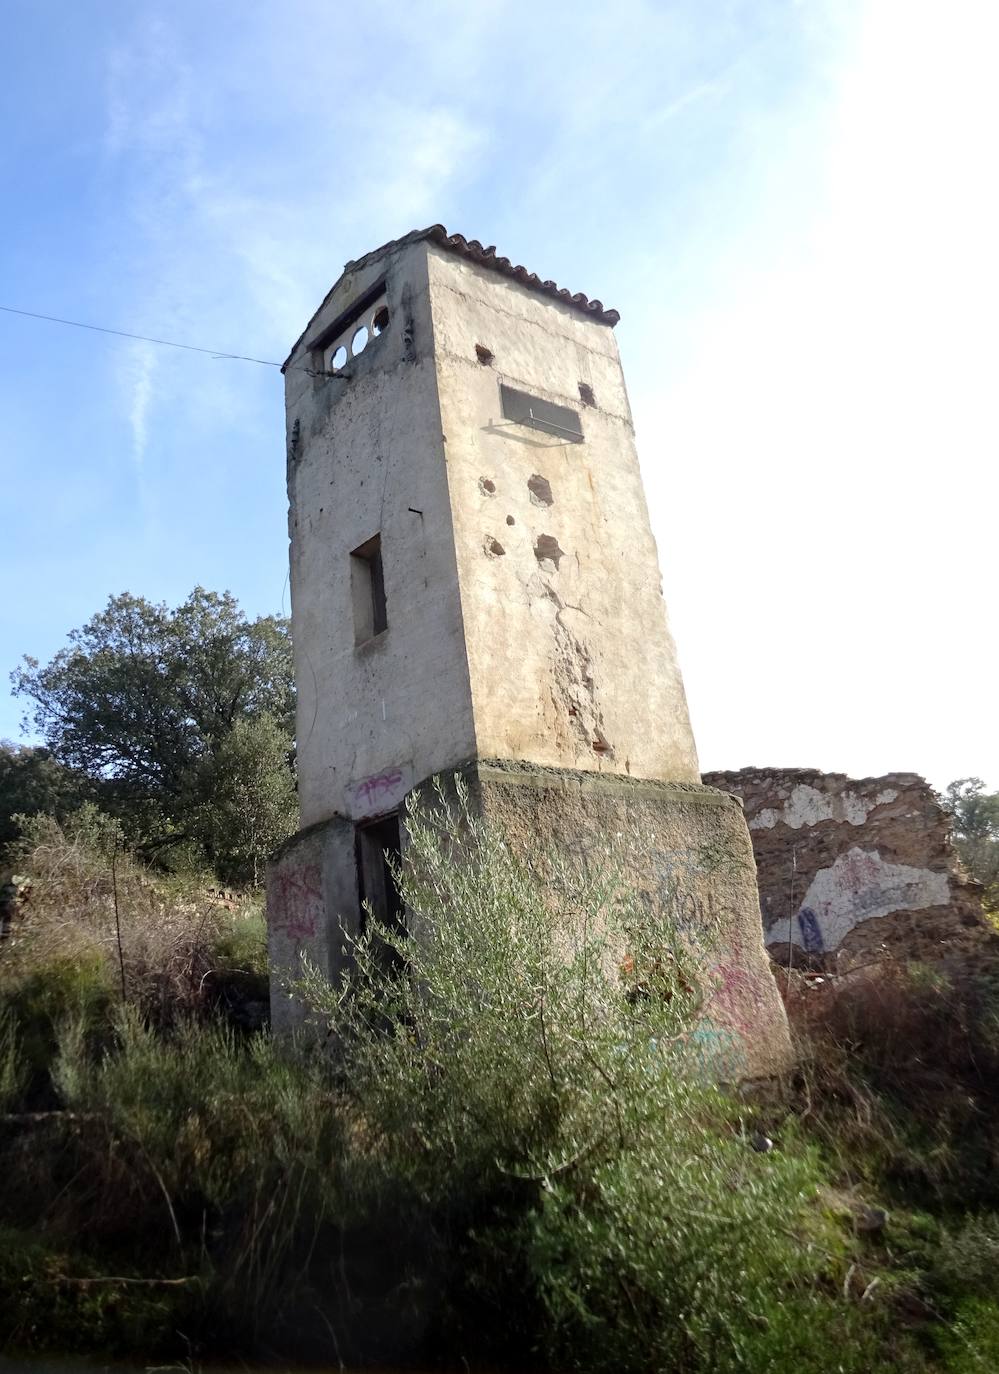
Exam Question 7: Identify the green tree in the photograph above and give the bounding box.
[11,589,296,879]
[194,714,298,884]
[945,778,999,912]
[0,742,90,852]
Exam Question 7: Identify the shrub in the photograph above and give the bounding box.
[0,1007,27,1111]
[931,1215,999,1304]
[8,1009,344,1352]
[2,807,269,1031]
[934,1298,999,1373]
[785,962,999,1207]
[6,779,973,1370]
[300,780,857,1371]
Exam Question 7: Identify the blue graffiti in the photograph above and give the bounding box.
[685,1025,746,1080]
[797,907,824,953]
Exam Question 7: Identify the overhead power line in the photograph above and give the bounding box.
[0,302,288,370]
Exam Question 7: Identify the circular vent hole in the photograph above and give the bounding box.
[351,325,369,356]
[329,345,348,372]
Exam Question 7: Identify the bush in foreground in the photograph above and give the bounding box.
[298,781,865,1371]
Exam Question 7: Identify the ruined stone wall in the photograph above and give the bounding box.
[702,768,992,968]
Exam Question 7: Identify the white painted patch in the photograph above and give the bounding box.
[765,846,950,952]
[784,785,835,827]
[840,791,872,825]
[750,784,902,831]
[749,807,780,831]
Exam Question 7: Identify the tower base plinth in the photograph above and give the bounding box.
[267,762,792,1079]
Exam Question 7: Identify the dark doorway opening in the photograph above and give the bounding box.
[355,812,404,944]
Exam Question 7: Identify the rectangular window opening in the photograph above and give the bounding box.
[500,383,584,443]
[355,812,405,961]
[350,533,387,644]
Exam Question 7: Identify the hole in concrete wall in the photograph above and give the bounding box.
[578,382,596,407]
[534,534,564,569]
[475,344,494,365]
[314,288,390,371]
[350,533,387,643]
[506,515,515,526]
[528,474,553,507]
[479,477,497,496]
[592,734,612,755]
[484,537,506,558]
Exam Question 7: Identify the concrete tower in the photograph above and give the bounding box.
[268,227,790,1075]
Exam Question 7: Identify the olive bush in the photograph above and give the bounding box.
[301,780,843,1372]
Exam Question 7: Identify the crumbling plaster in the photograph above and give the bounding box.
[274,231,789,1076]
[704,768,991,966]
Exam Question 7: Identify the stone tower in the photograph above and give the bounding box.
[268,226,791,1076]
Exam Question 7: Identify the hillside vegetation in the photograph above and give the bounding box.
[1,789,999,1370]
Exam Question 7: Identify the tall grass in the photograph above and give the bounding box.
[2,806,267,1038]
[785,960,999,1208]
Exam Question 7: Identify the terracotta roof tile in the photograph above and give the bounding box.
[284,225,619,369]
[418,226,620,326]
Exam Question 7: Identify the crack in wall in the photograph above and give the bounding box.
[543,584,610,760]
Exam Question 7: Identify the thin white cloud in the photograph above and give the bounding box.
[371,106,487,226]
[97,7,491,451]
[125,342,156,475]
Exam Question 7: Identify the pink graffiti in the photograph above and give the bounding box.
[707,961,766,1036]
[839,850,881,891]
[354,768,404,803]
[271,863,322,940]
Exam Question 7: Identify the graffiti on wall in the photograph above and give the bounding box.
[347,762,413,820]
[706,959,773,1037]
[684,1024,746,1079]
[797,907,824,953]
[270,862,323,941]
[765,846,950,954]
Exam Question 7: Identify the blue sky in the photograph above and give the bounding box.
[2,0,996,790]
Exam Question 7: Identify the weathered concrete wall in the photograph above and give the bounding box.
[472,764,791,1078]
[703,768,991,967]
[267,815,362,1036]
[284,243,476,829]
[269,763,792,1076]
[427,247,699,783]
[283,236,699,838]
